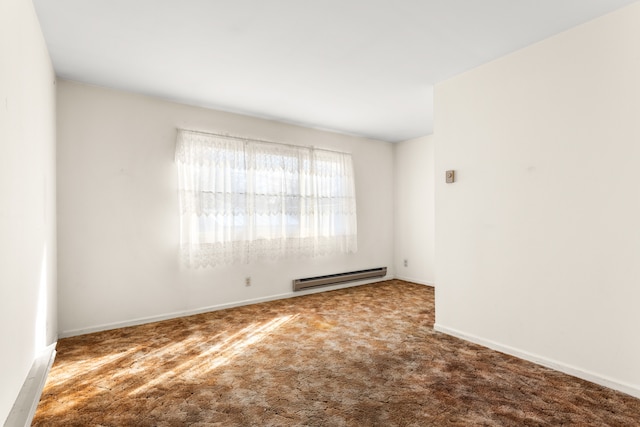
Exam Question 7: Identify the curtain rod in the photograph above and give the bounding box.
[177,128,351,155]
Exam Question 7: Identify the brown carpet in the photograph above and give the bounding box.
[33,280,639,426]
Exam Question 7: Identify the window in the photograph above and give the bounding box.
[175,129,357,268]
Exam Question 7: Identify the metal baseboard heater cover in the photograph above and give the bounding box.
[293,267,387,291]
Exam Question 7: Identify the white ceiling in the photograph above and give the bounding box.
[33,0,637,142]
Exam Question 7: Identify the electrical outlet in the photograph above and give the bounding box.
[403,259,408,267]
[245,277,251,286]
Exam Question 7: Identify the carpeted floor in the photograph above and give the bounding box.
[33,280,639,426]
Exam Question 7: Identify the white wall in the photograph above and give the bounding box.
[57,81,395,336]
[394,135,435,285]
[0,0,57,423]
[434,2,640,397]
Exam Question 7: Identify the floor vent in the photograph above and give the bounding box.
[293,267,387,291]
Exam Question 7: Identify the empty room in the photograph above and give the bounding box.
[2,0,640,425]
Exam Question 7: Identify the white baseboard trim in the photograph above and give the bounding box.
[434,323,640,399]
[59,277,392,338]
[394,275,434,287]
[5,343,56,427]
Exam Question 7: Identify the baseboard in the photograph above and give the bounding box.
[434,323,640,399]
[394,275,434,287]
[59,277,392,338]
[4,343,56,427]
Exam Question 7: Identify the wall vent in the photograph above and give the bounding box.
[293,267,387,291]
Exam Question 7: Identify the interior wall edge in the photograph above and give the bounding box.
[393,275,434,287]
[58,278,392,339]
[4,343,57,427]
[434,323,640,400]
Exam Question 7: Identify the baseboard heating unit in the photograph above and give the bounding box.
[293,267,387,291]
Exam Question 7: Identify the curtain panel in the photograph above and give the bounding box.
[175,129,357,268]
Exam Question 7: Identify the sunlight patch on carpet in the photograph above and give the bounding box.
[129,314,298,396]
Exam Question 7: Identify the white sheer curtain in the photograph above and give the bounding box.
[175,129,357,268]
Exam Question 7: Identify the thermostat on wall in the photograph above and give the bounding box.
[445,170,455,183]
